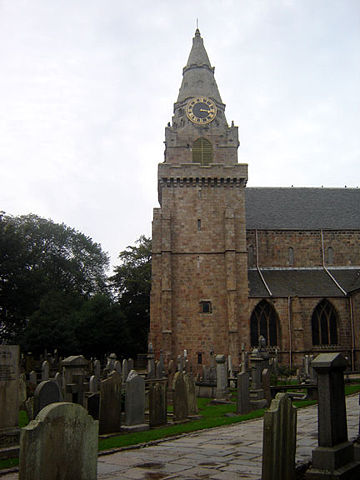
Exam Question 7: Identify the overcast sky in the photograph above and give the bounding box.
[1,0,359,270]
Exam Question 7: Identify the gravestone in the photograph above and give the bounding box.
[89,375,98,393]
[87,393,100,420]
[34,380,63,417]
[124,370,148,431]
[173,371,188,420]
[113,360,121,375]
[0,345,20,447]
[105,353,117,374]
[262,393,297,480]
[62,355,89,406]
[262,368,271,406]
[184,372,198,416]
[306,353,360,479]
[99,371,122,434]
[147,343,156,379]
[148,379,167,427]
[19,373,27,408]
[214,354,227,401]
[128,358,134,371]
[249,350,267,409]
[29,370,37,388]
[54,372,62,391]
[41,360,50,381]
[237,371,250,414]
[122,359,129,383]
[93,359,101,378]
[19,402,98,480]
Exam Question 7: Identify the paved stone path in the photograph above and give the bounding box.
[1,395,359,479]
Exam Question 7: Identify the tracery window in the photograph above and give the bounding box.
[311,299,338,345]
[250,300,278,347]
[192,138,213,165]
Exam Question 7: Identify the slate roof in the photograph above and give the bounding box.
[245,188,360,230]
[248,268,360,297]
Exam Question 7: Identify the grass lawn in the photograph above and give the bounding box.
[1,384,359,471]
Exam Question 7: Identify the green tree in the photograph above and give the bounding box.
[0,212,109,343]
[111,235,151,357]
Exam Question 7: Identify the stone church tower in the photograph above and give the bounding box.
[150,29,249,368]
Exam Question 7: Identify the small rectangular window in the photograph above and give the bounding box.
[200,301,212,313]
[197,219,201,231]
[197,352,202,364]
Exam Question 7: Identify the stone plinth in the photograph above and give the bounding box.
[306,353,360,479]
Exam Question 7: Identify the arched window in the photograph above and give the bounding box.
[250,300,278,347]
[192,138,213,165]
[288,247,294,266]
[311,299,338,345]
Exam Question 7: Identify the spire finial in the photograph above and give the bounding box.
[195,18,200,37]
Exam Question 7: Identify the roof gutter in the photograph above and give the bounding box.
[255,229,272,297]
[320,230,347,296]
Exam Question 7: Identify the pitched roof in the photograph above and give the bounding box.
[248,268,360,297]
[245,187,360,230]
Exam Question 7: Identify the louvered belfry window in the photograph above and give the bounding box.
[192,138,213,165]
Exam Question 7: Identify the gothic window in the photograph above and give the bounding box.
[248,245,254,267]
[327,247,334,265]
[288,247,294,266]
[200,301,212,313]
[250,300,278,347]
[192,138,213,165]
[311,299,338,345]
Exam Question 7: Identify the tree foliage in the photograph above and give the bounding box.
[0,212,109,343]
[110,235,151,357]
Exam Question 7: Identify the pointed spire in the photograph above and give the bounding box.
[177,29,222,104]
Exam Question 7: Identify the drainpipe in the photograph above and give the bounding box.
[350,296,355,371]
[321,230,347,295]
[288,296,292,371]
[255,229,272,297]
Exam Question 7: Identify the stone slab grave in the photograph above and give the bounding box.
[99,371,122,435]
[148,379,167,427]
[33,380,63,418]
[262,392,297,480]
[62,355,88,407]
[122,370,148,432]
[0,345,20,448]
[19,402,98,480]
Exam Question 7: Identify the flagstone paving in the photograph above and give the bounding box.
[1,395,359,479]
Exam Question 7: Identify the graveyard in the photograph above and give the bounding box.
[1,343,360,479]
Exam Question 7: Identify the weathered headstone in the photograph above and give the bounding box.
[54,372,62,391]
[184,373,198,416]
[28,370,37,388]
[215,354,227,401]
[93,359,101,378]
[148,380,167,427]
[237,371,250,414]
[128,358,134,372]
[249,351,267,409]
[124,370,148,430]
[19,402,98,480]
[113,360,122,376]
[173,371,188,420]
[262,393,297,480]
[33,380,63,417]
[89,375,98,393]
[41,360,50,381]
[19,373,27,407]
[0,345,20,447]
[99,371,122,434]
[306,353,360,479]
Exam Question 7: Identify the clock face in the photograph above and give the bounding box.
[186,97,217,125]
